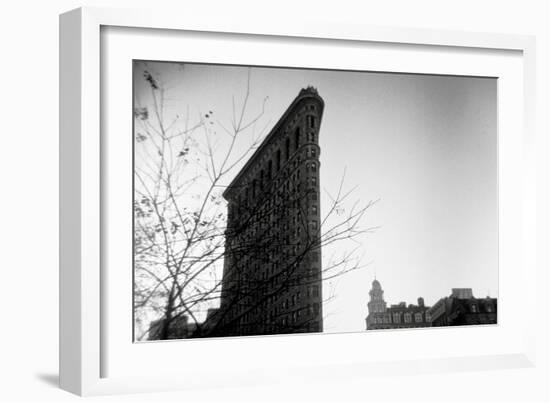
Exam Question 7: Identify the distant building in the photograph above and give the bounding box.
[428,288,497,327]
[365,279,431,330]
[148,315,197,340]
[213,87,325,337]
[199,308,221,336]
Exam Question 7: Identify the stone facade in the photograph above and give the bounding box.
[428,288,497,327]
[211,87,325,337]
[365,279,432,330]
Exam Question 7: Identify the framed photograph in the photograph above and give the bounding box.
[60,7,537,396]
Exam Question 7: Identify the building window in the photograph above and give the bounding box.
[308,285,320,298]
[309,132,315,142]
[260,170,264,189]
[307,115,315,129]
[295,127,301,149]
[276,149,281,171]
[471,304,478,313]
[311,220,318,230]
[312,285,319,297]
[404,313,412,323]
[310,148,316,158]
[393,312,400,323]
[425,313,431,322]
[415,313,423,322]
[313,303,319,315]
[285,137,290,161]
[311,205,318,214]
[268,160,272,179]
[310,162,317,172]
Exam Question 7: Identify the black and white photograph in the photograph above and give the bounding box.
[132,61,498,341]
[4,0,548,401]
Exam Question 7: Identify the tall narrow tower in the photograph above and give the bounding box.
[365,279,387,329]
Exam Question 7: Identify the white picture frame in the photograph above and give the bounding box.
[59,6,537,396]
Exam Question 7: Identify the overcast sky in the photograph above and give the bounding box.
[134,61,498,334]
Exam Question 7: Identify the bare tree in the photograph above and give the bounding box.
[133,63,376,341]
